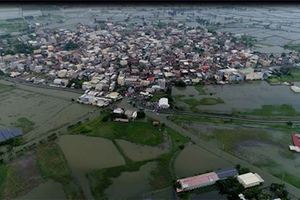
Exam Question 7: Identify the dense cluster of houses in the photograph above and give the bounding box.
[1,21,300,107]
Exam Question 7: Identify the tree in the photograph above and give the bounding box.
[174,80,186,87]
[286,121,293,126]
[64,41,79,51]
[136,110,146,119]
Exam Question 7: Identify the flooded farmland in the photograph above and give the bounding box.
[58,135,125,172]
[174,144,231,178]
[105,162,156,200]
[201,81,300,112]
[16,180,65,200]
[116,139,168,161]
[173,81,300,113]
[0,80,96,141]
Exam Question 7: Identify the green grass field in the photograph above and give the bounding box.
[70,116,164,146]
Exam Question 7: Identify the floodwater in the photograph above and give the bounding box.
[173,81,300,112]
[200,81,300,112]
[0,80,96,141]
[58,135,125,200]
[58,135,125,172]
[16,180,65,200]
[116,139,168,161]
[174,144,231,178]
[105,162,156,200]
[235,142,300,189]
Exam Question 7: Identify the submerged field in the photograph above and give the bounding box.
[0,80,96,141]
[172,116,300,191]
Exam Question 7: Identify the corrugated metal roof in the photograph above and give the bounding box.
[176,172,219,192]
[0,128,23,143]
[215,168,238,180]
[292,133,300,148]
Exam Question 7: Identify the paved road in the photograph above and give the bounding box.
[145,111,300,199]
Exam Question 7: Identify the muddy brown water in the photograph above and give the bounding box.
[15,180,65,200]
[105,161,156,200]
[173,81,300,112]
[58,135,125,200]
[58,135,125,172]
[174,144,231,178]
[0,80,96,142]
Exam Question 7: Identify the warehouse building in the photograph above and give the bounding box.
[237,172,264,188]
[176,172,219,193]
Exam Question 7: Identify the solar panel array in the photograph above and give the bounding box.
[0,128,23,143]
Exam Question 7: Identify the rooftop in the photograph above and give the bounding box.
[0,128,23,143]
[176,172,219,192]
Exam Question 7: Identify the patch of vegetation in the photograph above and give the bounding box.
[0,19,28,32]
[273,172,300,189]
[199,97,224,105]
[70,114,164,146]
[64,41,79,51]
[267,68,300,83]
[204,128,272,152]
[149,127,189,189]
[2,165,26,198]
[239,35,257,47]
[182,97,224,112]
[88,160,149,199]
[12,117,35,133]
[241,104,299,116]
[87,124,189,199]
[174,80,187,87]
[194,84,206,95]
[0,83,15,94]
[284,43,300,52]
[0,165,7,199]
[36,143,84,199]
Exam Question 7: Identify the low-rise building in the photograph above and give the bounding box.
[176,172,219,192]
[158,97,170,109]
[237,172,264,188]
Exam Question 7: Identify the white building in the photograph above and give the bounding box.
[158,98,170,109]
[237,173,264,188]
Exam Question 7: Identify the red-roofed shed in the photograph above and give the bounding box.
[292,133,300,148]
